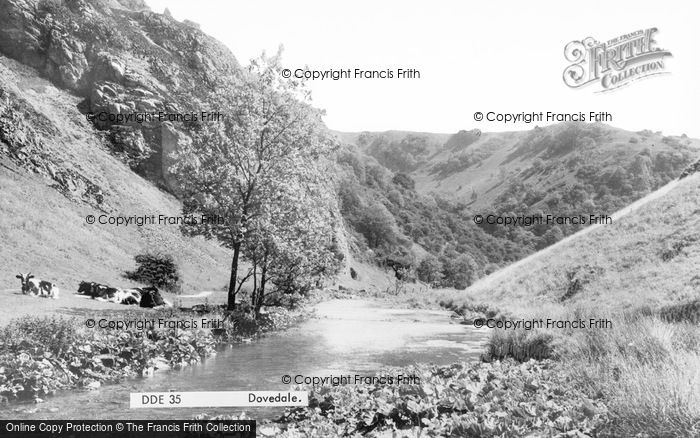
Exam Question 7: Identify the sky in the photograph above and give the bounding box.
[146,1,700,137]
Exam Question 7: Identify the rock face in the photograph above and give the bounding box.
[160,122,191,194]
[0,83,107,209]
[679,158,700,179]
[0,0,240,187]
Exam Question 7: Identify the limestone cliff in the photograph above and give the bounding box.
[0,0,240,185]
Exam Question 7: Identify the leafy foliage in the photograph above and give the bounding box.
[170,51,339,310]
[335,144,520,288]
[0,307,303,402]
[271,360,608,437]
[123,253,181,292]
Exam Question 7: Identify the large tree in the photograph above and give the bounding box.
[170,52,336,310]
[244,174,342,317]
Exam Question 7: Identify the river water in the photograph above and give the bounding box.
[1,299,488,420]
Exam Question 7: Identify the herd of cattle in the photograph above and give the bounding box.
[15,272,171,308]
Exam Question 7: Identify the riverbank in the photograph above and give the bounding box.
[0,303,308,405]
[0,297,488,422]
[261,297,700,437]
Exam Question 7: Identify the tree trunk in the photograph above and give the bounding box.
[251,261,258,310]
[255,254,268,319]
[227,242,241,311]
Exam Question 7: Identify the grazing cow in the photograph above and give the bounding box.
[15,273,59,299]
[139,286,171,308]
[118,288,142,305]
[77,281,97,297]
[99,287,122,302]
[76,281,142,305]
[76,281,113,299]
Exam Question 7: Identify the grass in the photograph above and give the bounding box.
[353,173,700,435]
[560,309,700,436]
[456,173,700,315]
[471,303,700,436]
[261,301,699,436]
[0,55,233,303]
[426,174,700,434]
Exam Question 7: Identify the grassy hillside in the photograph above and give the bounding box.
[426,171,700,436]
[438,171,700,314]
[0,55,232,317]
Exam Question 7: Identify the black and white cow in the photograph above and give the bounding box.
[76,281,170,308]
[77,281,111,299]
[119,288,142,305]
[15,273,59,299]
[76,281,141,305]
[138,286,170,308]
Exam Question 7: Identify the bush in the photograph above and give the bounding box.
[392,172,415,190]
[0,316,76,357]
[124,253,181,293]
[482,330,553,362]
[416,255,442,286]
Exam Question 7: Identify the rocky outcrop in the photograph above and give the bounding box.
[0,84,107,209]
[45,28,89,89]
[0,0,45,68]
[679,157,700,179]
[160,122,191,194]
[0,0,240,187]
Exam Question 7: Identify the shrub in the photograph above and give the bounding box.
[0,316,76,357]
[416,255,443,286]
[482,330,553,362]
[391,172,415,190]
[124,253,181,293]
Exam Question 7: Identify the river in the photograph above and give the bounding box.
[0,299,488,420]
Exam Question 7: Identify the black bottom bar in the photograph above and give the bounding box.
[0,420,256,438]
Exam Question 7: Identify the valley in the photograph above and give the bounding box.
[0,1,698,436]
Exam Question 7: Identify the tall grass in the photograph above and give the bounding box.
[484,305,700,436]
[563,311,700,437]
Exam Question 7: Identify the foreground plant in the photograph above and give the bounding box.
[0,307,304,403]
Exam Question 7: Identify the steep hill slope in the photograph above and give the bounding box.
[0,1,391,312]
[0,0,249,303]
[0,54,231,303]
[453,169,700,312]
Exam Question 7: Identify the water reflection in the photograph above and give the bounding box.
[0,299,487,420]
